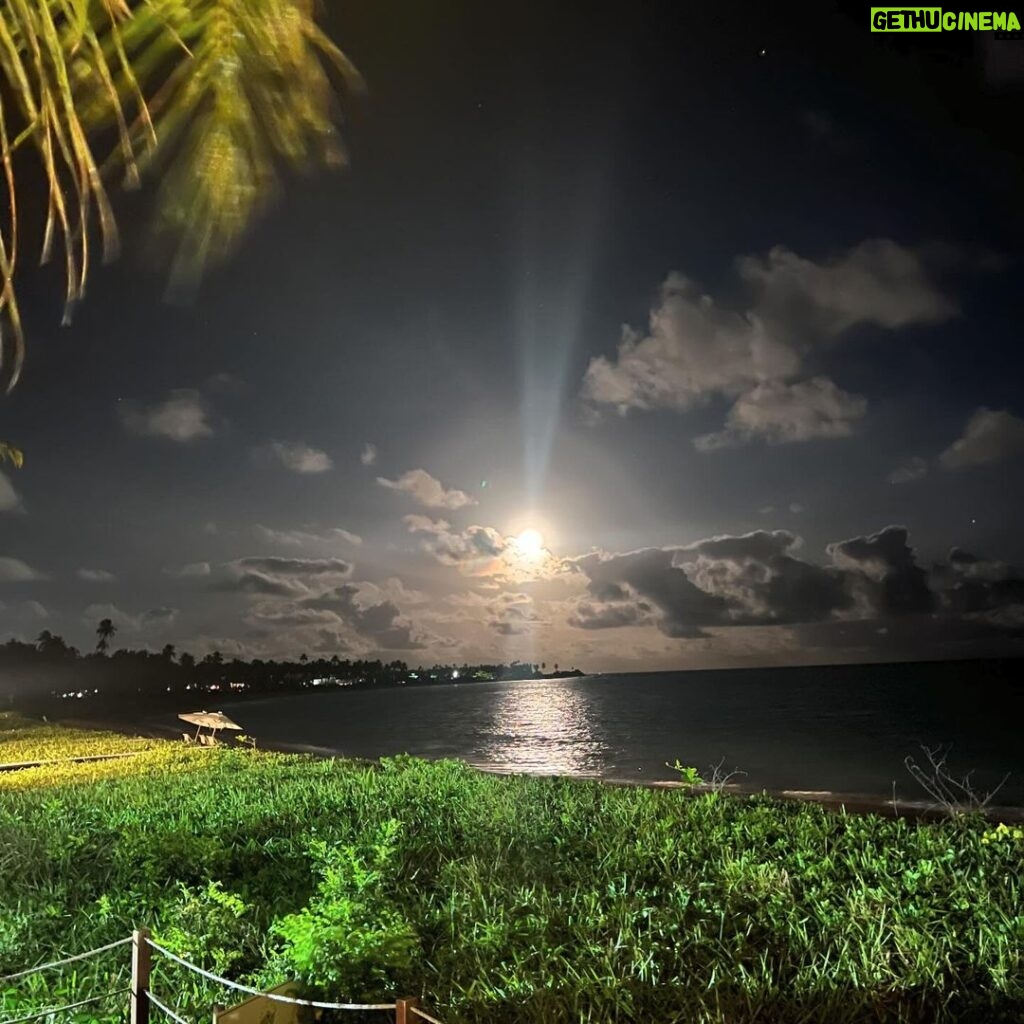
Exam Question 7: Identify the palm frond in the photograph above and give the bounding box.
[0,0,361,391]
[0,441,24,467]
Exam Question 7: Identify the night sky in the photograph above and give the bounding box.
[2,2,1023,671]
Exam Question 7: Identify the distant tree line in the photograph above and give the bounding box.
[0,627,582,713]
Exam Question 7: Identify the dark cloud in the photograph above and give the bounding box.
[568,526,1000,639]
[140,607,179,627]
[569,597,653,630]
[213,571,309,598]
[233,557,353,577]
[827,526,935,615]
[486,593,542,635]
[572,547,732,637]
[938,547,1024,617]
[301,584,427,649]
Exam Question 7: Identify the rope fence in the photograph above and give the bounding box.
[409,1006,446,1024]
[147,939,397,1011]
[0,938,133,984]
[0,932,444,1024]
[0,991,128,1024]
[146,989,191,1024]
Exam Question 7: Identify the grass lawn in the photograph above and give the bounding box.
[0,712,1021,1023]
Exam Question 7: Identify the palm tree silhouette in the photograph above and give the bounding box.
[96,618,116,655]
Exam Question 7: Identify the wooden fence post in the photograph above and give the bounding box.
[131,928,151,1024]
[395,997,419,1024]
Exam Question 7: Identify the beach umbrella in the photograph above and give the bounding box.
[178,710,242,739]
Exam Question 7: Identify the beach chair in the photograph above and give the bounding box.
[182,732,194,744]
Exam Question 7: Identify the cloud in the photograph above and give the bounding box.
[300,584,428,649]
[78,568,116,583]
[82,603,178,633]
[826,526,935,615]
[581,272,797,415]
[736,238,957,336]
[233,557,353,577]
[694,377,866,450]
[165,561,212,578]
[571,547,733,638]
[360,443,378,466]
[378,469,475,509]
[581,240,962,448]
[569,596,654,631]
[214,556,353,599]
[939,407,1024,469]
[120,389,213,442]
[254,525,362,547]
[568,526,956,638]
[0,557,48,582]
[0,470,22,513]
[217,572,310,598]
[254,441,333,474]
[888,456,929,484]
[486,592,543,635]
[938,547,1024,618]
[141,607,179,628]
[582,240,955,421]
[404,516,510,574]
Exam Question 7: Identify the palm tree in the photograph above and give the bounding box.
[96,617,116,654]
[161,643,177,662]
[0,1,363,394]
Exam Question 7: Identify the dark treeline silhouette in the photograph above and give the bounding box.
[0,633,583,715]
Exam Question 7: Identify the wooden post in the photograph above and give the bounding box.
[394,997,419,1024]
[131,928,151,1024]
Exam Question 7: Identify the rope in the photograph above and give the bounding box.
[146,941,396,1012]
[0,939,133,983]
[147,990,190,1024]
[410,1006,446,1024]
[0,989,128,1024]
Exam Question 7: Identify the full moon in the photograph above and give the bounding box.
[514,528,545,560]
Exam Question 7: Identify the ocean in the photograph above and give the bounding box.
[200,660,1024,805]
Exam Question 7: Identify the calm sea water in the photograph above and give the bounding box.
[203,661,1024,804]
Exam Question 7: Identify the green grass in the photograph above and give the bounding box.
[0,712,165,765]
[0,715,1021,1023]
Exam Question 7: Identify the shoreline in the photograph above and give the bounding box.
[50,713,1024,823]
